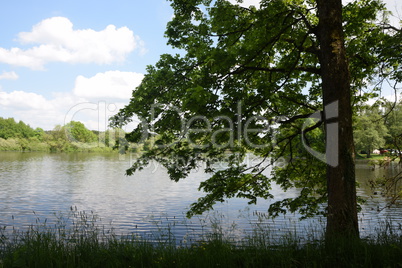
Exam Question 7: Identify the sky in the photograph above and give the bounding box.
[0,0,400,131]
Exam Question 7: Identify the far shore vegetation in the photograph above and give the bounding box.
[1,103,402,162]
[0,117,137,153]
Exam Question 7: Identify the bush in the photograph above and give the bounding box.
[0,138,21,151]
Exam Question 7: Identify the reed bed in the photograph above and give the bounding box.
[1,208,402,267]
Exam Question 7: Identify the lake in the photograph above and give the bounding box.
[0,152,401,243]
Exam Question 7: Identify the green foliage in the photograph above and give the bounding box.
[354,105,389,157]
[64,121,98,143]
[99,128,127,149]
[0,138,22,151]
[0,118,123,152]
[383,99,402,159]
[33,127,45,140]
[353,99,402,161]
[343,0,390,99]
[111,0,400,220]
[0,117,36,139]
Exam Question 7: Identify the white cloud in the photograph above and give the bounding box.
[0,90,51,110]
[73,71,144,100]
[0,90,97,130]
[228,0,260,8]
[0,71,18,80]
[0,17,143,70]
[0,70,143,130]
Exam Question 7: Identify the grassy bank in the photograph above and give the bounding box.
[356,153,395,160]
[1,211,402,267]
[5,234,402,268]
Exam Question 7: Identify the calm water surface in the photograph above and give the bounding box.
[0,152,401,242]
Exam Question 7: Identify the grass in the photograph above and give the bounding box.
[356,153,389,160]
[1,209,402,267]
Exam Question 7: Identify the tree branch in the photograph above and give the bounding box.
[277,112,321,125]
[278,93,319,111]
[233,66,321,75]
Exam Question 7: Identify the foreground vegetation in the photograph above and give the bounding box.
[4,234,402,268]
[1,210,402,268]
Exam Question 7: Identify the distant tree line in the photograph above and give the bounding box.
[0,117,42,139]
[354,100,402,161]
[0,118,126,152]
[1,110,400,157]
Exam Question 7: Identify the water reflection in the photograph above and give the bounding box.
[0,152,401,242]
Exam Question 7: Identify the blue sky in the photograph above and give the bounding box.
[0,0,400,131]
[0,0,176,130]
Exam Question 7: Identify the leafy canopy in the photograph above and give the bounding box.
[112,0,400,218]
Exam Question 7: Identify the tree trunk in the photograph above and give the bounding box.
[316,0,359,238]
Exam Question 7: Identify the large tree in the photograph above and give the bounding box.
[112,0,400,238]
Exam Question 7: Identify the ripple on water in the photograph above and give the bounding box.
[0,152,401,244]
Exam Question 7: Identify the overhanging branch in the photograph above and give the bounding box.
[237,66,321,75]
[277,112,319,124]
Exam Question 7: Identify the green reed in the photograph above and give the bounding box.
[1,208,402,267]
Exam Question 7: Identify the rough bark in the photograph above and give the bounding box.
[316,0,359,238]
